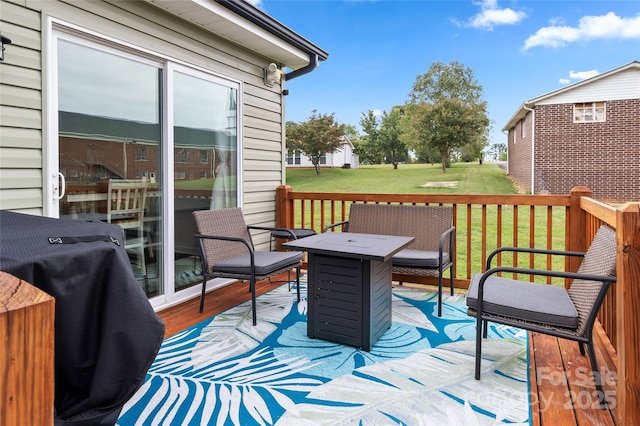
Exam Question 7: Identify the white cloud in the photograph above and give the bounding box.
[548,17,566,26]
[462,0,527,30]
[372,109,384,117]
[559,69,599,85]
[569,69,599,80]
[524,12,640,50]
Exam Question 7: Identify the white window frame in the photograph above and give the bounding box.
[574,102,606,123]
[287,149,302,165]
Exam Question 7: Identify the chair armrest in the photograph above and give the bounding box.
[247,225,298,239]
[436,226,455,266]
[323,220,349,233]
[439,226,455,253]
[475,265,616,306]
[193,233,257,269]
[486,246,585,270]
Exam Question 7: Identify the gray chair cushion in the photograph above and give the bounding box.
[392,249,449,268]
[466,273,579,329]
[213,251,302,276]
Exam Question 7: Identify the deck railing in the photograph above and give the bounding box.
[276,184,640,425]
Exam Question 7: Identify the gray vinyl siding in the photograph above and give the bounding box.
[0,0,43,213]
[0,0,286,221]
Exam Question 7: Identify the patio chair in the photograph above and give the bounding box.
[193,208,303,325]
[466,225,617,406]
[107,179,150,293]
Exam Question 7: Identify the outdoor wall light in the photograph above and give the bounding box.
[264,63,283,87]
[0,34,12,62]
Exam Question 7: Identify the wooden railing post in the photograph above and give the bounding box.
[615,202,640,425]
[568,186,593,274]
[0,271,55,425]
[275,185,294,228]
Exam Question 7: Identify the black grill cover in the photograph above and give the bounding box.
[0,211,164,425]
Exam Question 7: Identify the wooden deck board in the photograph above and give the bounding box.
[157,277,617,425]
[532,332,579,424]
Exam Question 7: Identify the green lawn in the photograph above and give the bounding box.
[286,162,518,194]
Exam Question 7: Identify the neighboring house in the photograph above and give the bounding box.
[0,0,327,309]
[287,136,360,169]
[502,61,640,202]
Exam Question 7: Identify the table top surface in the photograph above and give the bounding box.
[282,232,414,261]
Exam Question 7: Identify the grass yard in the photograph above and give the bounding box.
[286,162,518,195]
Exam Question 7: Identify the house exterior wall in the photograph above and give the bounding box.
[0,0,287,223]
[533,99,640,202]
[288,143,360,169]
[507,112,533,193]
[504,63,640,202]
[0,1,43,213]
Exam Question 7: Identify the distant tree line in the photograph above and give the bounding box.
[286,61,495,174]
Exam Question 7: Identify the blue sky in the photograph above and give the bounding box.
[252,0,639,146]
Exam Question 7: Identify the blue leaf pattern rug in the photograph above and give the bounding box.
[117,277,530,425]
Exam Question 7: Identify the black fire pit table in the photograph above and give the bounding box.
[283,232,414,351]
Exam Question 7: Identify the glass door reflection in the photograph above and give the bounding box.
[173,69,238,293]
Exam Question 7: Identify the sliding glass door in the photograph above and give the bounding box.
[52,28,240,306]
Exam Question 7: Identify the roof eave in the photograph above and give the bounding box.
[143,0,328,70]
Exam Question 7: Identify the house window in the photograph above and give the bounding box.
[176,149,187,163]
[319,153,327,165]
[135,146,147,161]
[287,149,302,165]
[200,150,208,163]
[574,102,606,123]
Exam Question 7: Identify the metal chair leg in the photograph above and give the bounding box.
[475,317,483,380]
[586,341,607,408]
[199,276,207,313]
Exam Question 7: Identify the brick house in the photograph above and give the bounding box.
[502,61,640,202]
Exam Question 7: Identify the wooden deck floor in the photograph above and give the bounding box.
[157,276,618,426]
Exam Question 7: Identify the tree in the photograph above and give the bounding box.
[357,110,385,164]
[359,108,407,168]
[406,61,490,173]
[343,123,361,144]
[286,110,346,175]
[490,142,507,161]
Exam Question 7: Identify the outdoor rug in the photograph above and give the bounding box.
[117,276,530,425]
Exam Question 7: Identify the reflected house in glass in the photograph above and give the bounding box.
[58,110,239,279]
[58,110,237,198]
